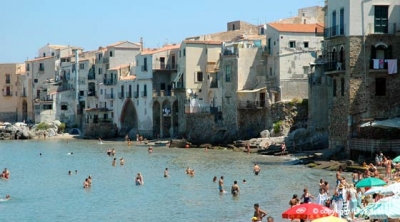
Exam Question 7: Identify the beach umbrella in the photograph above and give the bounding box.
[355,203,377,219]
[282,203,337,220]
[369,197,400,219]
[380,183,400,195]
[393,155,400,163]
[355,177,386,188]
[364,186,385,196]
[312,215,346,222]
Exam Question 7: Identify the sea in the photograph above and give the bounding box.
[0,139,339,222]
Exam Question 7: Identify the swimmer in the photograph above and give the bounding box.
[107,149,111,156]
[111,148,116,156]
[1,168,10,179]
[120,157,125,166]
[83,178,89,188]
[213,176,217,183]
[243,179,246,184]
[87,175,92,187]
[231,180,240,196]
[112,158,116,166]
[0,194,11,201]
[40,153,42,156]
[219,176,224,193]
[68,171,72,175]
[75,170,78,174]
[253,164,260,175]
[67,152,73,155]
[148,146,153,154]
[164,168,169,177]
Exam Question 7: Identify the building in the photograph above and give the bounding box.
[265,22,324,102]
[273,6,324,25]
[323,0,400,156]
[0,63,25,122]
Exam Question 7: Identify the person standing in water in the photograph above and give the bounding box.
[112,158,116,166]
[120,157,125,166]
[164,168,169,177]
[253,203,267,222]
[231,180,240,196]
[253,164,260,175]
[219,176,224,193]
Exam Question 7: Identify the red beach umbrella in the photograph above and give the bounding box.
[282,203,337,220]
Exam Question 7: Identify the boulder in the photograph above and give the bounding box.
[47,128,56,137]
[346,160,354,166]
[260,130,270,138]
[52,120,62,126]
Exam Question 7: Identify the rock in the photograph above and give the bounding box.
[260,130,270,138]
[199,143,212,148]
[346,160,354,166]
[47,128,56,137]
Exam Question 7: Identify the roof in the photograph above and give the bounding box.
[120,75,136,80]
[45,44,83,50]
[237,87,267,93]
[109,64,130,71]
[107,41,141,48]
[183,40,222,45]
[267,23,324,33]
[141,44,180,55]
[26,56,55,62]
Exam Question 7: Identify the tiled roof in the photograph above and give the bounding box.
[109,64,130,71]
[26,56,55,62]
[107,41,141,48]
[183,40,222,45]
[141,44,180,55]
[268,23,324,33]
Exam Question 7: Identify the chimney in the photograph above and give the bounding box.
[140,37,143,52]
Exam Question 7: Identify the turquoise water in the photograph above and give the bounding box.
[0,139,337,221]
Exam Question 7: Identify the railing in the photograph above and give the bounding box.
[5,79,10,84]
[185,104,211,114]
[370,58,389,70]
[104,94,114,99]
[118,92,124,99]
[153,63,178,70]
[88,74,96,80]
[237,101,266,109]
[35,95,53,101]
[2,91,13,96]
[324,25,345,38]
[103,78,117,85]
[87,91,97,97]
[153,90,173,97]
[126,91,132,98]
[141,65,148,72]
[133,91,138,98]
[324,61,346,72]
[367,23,398,35]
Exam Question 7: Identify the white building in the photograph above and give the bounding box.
[266,23,324,102]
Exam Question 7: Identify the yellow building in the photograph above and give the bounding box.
[0,63,26,122]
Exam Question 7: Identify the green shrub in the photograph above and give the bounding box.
[36,122,50,130]
[58,123,66,133]
[273,120,283,134]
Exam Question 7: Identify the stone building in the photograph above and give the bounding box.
[323,0,400,157]
[0,63,25,122]
[265,22,324,102]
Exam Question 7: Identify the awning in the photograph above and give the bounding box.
[237,87,266,93]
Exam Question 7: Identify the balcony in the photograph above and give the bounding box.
[141,91,147,97]
[324,61,346,73]
[2,91,13,97]
[185,104,211,114]
[126,91,132,98]
[368,23,398,35]
[133,91,138,98]
[153,90,174,97]
[88,91,97,97]
[153,62,178,70]
[237,101,266,109]
[104,94,114,99]
[324,25,345,38]
[103,78,116,85]
[118,92,124,99]
[35,95,53,102]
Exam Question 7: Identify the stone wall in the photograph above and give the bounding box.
[238,109,267,139]
[281,79,309,101]
[85,122,117,139]
[0,112,17,123]
[184,113,230,144]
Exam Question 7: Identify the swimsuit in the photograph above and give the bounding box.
[219,185,223,192]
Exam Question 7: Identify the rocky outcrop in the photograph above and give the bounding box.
[0,120,65,140]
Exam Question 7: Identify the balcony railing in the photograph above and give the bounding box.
[185,104,212,114]
[104,94,114,99]
[153,63,178,70]
[88,91,97,97]
[324,61,346,72]
[368,23,398,35]
[118,92,124,99]
[153,90,174,97]
[103,78,117,85]
[39,67,45,71]
[324,25,345,38]
[35,95,53,101]
[237,101,266,109]
[2,91,13,96]
[126,91,132,98]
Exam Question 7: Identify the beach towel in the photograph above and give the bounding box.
[387,59,398,74]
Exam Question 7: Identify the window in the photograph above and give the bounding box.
[100,89,103,95]
[339,8,344,35]
[143,84,147,97]
[333,79,337,97]
[109,51,113,57]
[179,50,181,57]
[5,74,10,84]
[196,72,203,82]
[160,83,166,90]
[340,78,345,96]
[79,91,84,96]
[376,77,386,96]
[111,112,114,118]
[289,41,296,48]
[183,49,186,56]
[232,24,235,30]
[39,63,44,71]
[143,58,147,71]
[370,44,392,69]
[43,104,52,110]
[260,27,265,35]
[79,63,84,69]
[269,67,273,76]
[374,6,389,33]
[61,105,68,110]
[34,79,38,83]
[98,54,102,60]
[51,52,55,57]
[98,68,102,74]
[43,53,46,57]
[303,66,309,74]
[225,65,231,82]
[303,42,309,48]
[332,10,337,36]
[26,64,30,71]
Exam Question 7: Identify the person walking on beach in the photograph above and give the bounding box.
[219,176,224,193]
[246,143,250,154]
[281,142,286,155]
[348,184,358,220]
[253,203,267,222]
[300,188,314,203]
[336,167,343,187]
[253,164,260,175]
[231,180,240,196]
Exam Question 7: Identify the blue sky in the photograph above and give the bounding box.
[0,0,323,63]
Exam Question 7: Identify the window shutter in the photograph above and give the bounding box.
[370,45,376,69]
[384,45,392,69]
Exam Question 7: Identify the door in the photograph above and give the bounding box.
[259,92,266,107]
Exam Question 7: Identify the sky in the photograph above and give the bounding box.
[0,0,323,63]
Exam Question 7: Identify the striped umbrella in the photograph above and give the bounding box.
[355,203,377,219]
[380,183,400,195]
[369,197,400,219]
